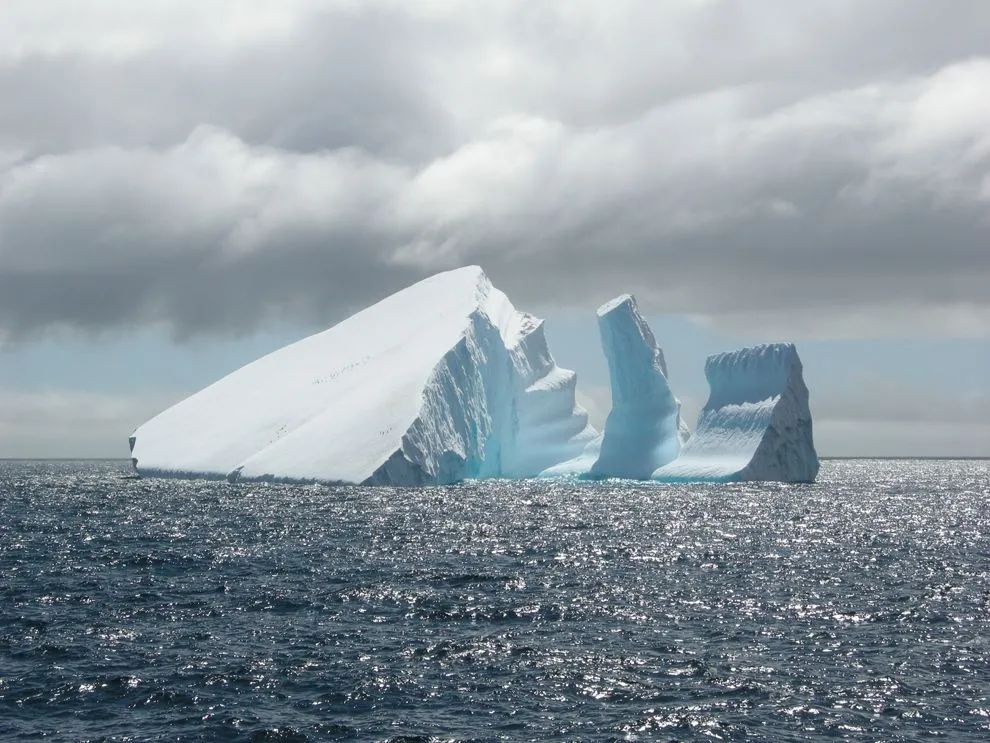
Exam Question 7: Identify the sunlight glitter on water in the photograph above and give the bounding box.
[0,459,989,740]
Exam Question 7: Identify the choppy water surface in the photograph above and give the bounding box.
[1,459,989,741]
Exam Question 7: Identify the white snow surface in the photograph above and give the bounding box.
[652,343,819,483]
[130,266,596,485]
[588,294,687,479]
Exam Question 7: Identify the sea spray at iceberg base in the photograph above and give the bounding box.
[130,266,596,486]
[652,343,819,483]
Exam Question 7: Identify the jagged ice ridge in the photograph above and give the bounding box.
[131,268,819,485]
[130,266,597,485]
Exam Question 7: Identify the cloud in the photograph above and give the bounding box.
[0,128,422,337]
[0,389,174,458]
[1,1,989,340]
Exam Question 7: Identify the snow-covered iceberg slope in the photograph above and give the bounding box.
[130,266,596,485]
[588,294,688,479]
[652,343,819,483]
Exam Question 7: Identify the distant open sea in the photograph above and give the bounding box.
[1,459,988,741]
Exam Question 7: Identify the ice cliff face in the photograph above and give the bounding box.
[652,343,819,483]
[588,295,687,479]
[130,266,596,485]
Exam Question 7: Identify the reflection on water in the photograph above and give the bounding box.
[1,459,989,740]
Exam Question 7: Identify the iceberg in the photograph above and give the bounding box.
[652,343,819,483]
[539,432,602,478]
[129,266,597,485]
[588,294,688,479]
[540,293,690,479]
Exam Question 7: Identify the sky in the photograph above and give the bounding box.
[0,0,988,458]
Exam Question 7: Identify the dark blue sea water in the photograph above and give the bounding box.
[1,459,989,741]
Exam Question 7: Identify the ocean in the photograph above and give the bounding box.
[1,459,988,741]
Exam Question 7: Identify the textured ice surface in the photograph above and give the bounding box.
[130,267,596,485]
[540,433,603,478]
[541,294,689,480]
[588,295,687,479]
[653,343,819,483]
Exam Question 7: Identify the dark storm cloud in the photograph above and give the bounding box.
[1,0,990,340]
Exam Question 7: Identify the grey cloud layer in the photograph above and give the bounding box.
[2,0,989,339]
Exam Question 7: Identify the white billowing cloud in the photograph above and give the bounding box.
[0,1,989,341]
[0,0,308,59]
[3,50,989,338]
